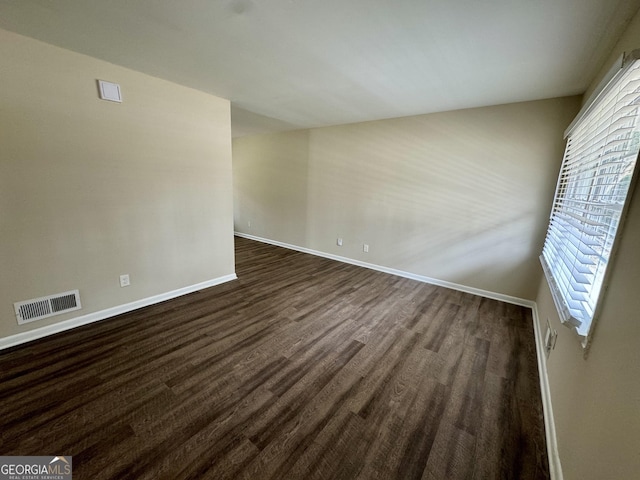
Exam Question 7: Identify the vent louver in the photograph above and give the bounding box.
[14,290,81,325]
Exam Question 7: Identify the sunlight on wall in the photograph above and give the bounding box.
[234,97,580,300]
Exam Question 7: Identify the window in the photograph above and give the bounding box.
[540,50,640,343]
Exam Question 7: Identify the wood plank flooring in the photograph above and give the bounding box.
[0,236,549,479]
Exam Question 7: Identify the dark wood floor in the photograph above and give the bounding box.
[0,237,548,479]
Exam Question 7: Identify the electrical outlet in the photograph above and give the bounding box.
[248,220,251,228]
[337,237,343,246]
[119,274,130,287]
[363,244,369,253]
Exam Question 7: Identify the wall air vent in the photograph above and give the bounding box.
[14,290,81,325]
[97,80,122,103]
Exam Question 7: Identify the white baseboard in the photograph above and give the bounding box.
[235,232,535,308]
[0,273,237,352]
[531,304,563,480]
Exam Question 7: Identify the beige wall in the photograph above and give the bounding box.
[535,10,640,480]
[234,97,580,300]
[233,130,310,246]
[0,29,235,340]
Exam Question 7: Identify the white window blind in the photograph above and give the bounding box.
[541,52,640,339]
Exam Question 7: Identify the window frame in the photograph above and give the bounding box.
[540,49,640,351]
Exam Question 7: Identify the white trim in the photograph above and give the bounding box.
[235,232,534,308]
[531,304,563,480]
[0,274,237,352]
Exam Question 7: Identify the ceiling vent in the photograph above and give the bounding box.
[14,290,81,325]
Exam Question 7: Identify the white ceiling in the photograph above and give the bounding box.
[1,0,640,136]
